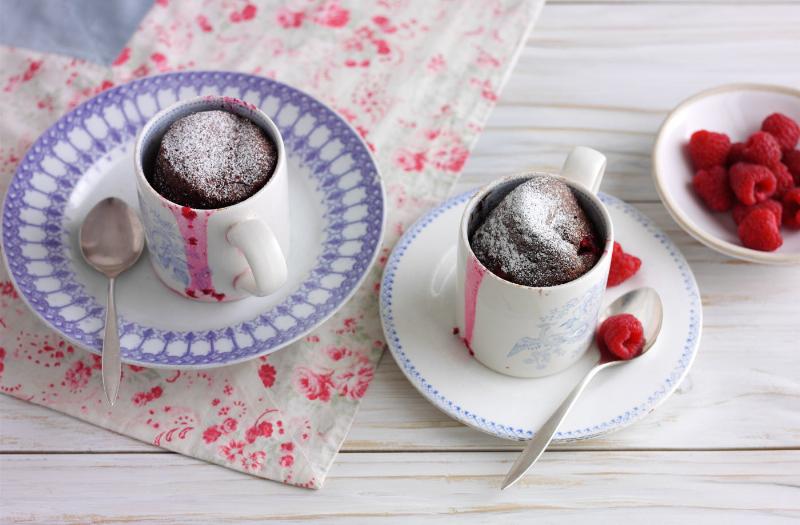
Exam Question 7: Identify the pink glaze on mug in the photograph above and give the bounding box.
[462,254,487,355]
[168,205,226,302]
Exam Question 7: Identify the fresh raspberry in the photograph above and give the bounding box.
[732,199,783,226]
[607,242,642,287]
[783,188,800,229]
[596,313,645,361]
[738,208,783,251]
[742,131,782,166]
[726,142,746,166]
[688,130,731,170]
[692,166,734,211]
[783,150,800,185]
[769,161,795,199]
[729,162,777,205]
[761,113,800,152]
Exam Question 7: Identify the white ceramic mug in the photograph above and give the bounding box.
[455,147,613,378]
[134,96,289,302]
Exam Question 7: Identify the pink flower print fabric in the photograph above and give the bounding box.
[0,0,544,488]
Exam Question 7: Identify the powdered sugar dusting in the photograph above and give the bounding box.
[470,176,600,287]
[151,110,277,208]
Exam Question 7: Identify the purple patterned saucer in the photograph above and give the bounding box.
[2,71,385,368]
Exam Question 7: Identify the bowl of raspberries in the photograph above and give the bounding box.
[653,84,800,264]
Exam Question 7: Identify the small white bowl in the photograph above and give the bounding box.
[653,83,800,265]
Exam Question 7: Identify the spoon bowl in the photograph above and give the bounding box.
[80,198,145,276]
[598,286,663,362]
[79,197,145,405]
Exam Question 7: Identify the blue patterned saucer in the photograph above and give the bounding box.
[380,190,701,442]
[2,72,385,368]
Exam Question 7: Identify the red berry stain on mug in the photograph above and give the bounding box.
[169,205,225,301]
[461,254,487,356]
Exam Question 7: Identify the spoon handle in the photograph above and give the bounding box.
[501,361,605,490]
[102,277,121,406]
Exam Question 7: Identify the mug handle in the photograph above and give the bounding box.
[560,146,607,195]
[227,219,288,296]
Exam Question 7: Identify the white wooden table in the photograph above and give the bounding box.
[2,2,799,523]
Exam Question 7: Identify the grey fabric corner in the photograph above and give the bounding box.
[0,0,155,65]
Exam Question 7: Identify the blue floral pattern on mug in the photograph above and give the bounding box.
[139,201,190,288]
[507,281,605,369]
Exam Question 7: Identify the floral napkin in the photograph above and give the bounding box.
[0,0,543,488]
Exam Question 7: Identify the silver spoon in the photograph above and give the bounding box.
[79,197,145,406]
[501,287,663,490]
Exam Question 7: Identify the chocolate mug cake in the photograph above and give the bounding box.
[147,110,278,209]
[469,175,601,287]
